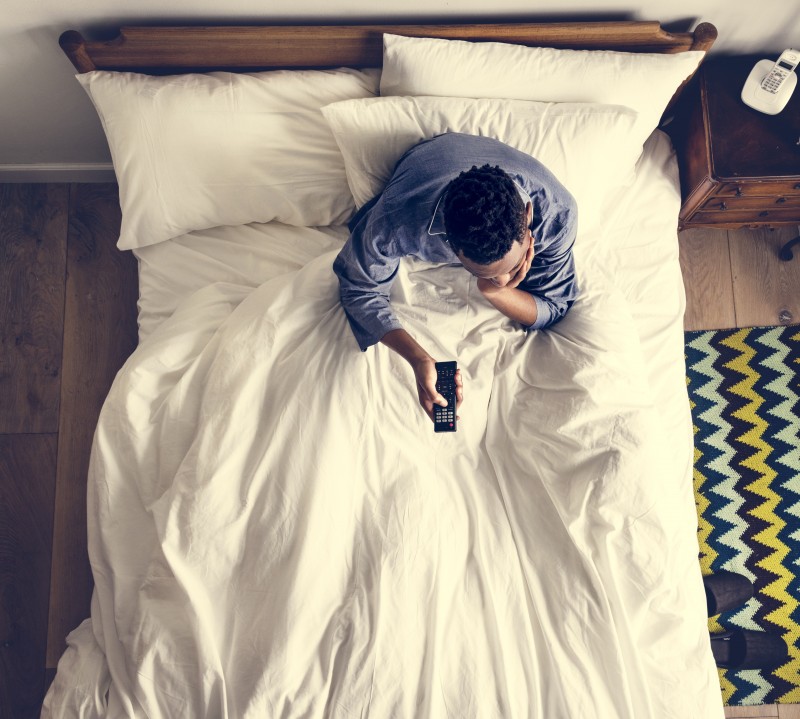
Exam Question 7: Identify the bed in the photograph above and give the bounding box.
[44,20,722,718]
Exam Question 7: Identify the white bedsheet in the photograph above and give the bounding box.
[42,131,724,718]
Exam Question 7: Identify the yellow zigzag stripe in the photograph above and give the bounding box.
[695,439,725,636]
[717,670,736,705]
[724,330,800,701]
[695,454,717,574]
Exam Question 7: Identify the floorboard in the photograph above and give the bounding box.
[679,227,737,331]
[725,706,779,717]
[0,434,58,719]
[46,184,138,668]
[0,184,68,433]
[729,226,800,328]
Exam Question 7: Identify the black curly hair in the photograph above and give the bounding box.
[442,164,528,264]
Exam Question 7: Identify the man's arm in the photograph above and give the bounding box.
[332,196,404,352]
[515,206,579,330]
[475,233,540,326]
[476,284,539,326]
[333,198,463,422]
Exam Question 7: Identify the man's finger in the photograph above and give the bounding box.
[522,242,534,274]
[454,370,464,407]
[423,381,447,407]
[418,384,444,422]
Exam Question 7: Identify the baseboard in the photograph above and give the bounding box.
[0,163,116,183]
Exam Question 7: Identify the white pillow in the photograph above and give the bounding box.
[321,95,639,237]
[380,33,703,157]
[77,68,380,250]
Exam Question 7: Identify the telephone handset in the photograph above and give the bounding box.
[741,49,799,114]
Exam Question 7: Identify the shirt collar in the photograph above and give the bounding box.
[428,180,530,237]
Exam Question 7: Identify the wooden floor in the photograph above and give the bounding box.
[680,226,800,332]
[1,184,138,719]
[1,184,799,718]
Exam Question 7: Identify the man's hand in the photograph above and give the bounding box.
[410,357,464,423]
[379,329,464,423]
[475,239,538,327]
[476,235,535,295]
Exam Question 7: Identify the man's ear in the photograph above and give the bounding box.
[525,202,533,225]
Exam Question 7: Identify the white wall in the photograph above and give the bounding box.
[1,0,798,176]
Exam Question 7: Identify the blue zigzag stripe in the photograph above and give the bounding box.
[711,331,757,575]
[727,669,771,706]
[687,333,745,572]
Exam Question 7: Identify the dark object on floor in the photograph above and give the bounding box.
[779,234,800,261]
[703,571,754,616]
[710,629,789,671]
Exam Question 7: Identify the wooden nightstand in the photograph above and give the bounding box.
[670,56,800,255]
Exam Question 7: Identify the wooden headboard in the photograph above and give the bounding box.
[59,21,718,75]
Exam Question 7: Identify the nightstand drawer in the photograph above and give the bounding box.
[701,195,800,211]
[691,206,800,224]
[716,181,800,197]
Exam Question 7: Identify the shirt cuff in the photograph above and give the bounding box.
[526,295,553,331]
[354,316,405,352]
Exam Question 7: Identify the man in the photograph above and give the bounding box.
[333,132,578,423]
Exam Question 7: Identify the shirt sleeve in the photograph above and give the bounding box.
[519,199,579,331]
[332,197,404,351]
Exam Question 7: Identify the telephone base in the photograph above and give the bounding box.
[741,59,797,115]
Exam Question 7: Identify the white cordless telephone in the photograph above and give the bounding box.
[741,49,799,114]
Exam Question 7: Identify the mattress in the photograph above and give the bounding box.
[42,130,724,718]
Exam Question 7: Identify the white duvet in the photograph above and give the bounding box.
[43,133,723,718]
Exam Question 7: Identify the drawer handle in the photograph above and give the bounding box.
[735,187,744,197]
[759,211,770,217]
[777,197,787,204]
[719,201,728,210]
[795,183,800,190]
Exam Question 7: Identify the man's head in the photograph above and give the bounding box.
[442,164,533,286]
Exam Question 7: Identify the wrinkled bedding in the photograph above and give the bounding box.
[42,132,724,718]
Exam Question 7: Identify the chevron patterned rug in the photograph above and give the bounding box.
[686,324,800,706]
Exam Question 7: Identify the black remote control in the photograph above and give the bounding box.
[433,361,458,433]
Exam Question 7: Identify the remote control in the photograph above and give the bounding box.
[433,361,458,433]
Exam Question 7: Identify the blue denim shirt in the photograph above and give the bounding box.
[333,133,578,351]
